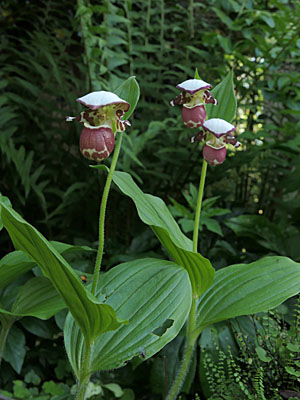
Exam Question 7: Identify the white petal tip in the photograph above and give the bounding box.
[203,118,235,135]
[177,79,212,94]
[77,91,130,111]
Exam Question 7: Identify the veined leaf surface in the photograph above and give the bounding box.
[0,201,125,343]
[113,171,214,296]
[64,258,192,378]
[196,256,300,332]
[115,76,140,121]
[0,242,94,289]
[206,70,237,122]
[0,277,65,320]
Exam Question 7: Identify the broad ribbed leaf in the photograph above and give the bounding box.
[0,277,65,320]
[0,202,125,342]
[2,325,26,374]
[196,256,300,331]
[206,70,237,122]
[0,242,91,290]
[0,251,36,289]
[113,171,214,296]
[64,259,192,378]
[50,241,95,255]
[11,277,65,319]
[115,76,140,120]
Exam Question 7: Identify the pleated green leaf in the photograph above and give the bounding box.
[0,277,65,319]
[64,259,192,378]
[112,171,214,296]
[2,325,26,374]
[0,202,125,343]
[0,194,11,230]
[196,256,300,331]
[0,243,92,289]
[115,76,140,121]
[206,70,237,122]
[0,251,36,289]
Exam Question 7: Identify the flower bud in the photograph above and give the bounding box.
[182,105,207,128]
[202,144,226,166]
[80,127,115,162]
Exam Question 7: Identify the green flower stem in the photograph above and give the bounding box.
[166,298,198,400]
[167,159,208,399]
[91,132,124,295]
[192,159,207,253]
[0,319,13,370]
[75,342,93,400]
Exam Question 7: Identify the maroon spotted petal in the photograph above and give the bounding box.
[203,144,226,166]
[182,105,207,128]
[80,127,115,162]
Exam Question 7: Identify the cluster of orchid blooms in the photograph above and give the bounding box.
[66,77,240,166]
[170,78,240,165]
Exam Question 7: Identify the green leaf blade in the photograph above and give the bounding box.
[0,194,12,230]
[2,326,26,373]
[115,76,140,121]
[11,277,66,319]
[0,251,36,289]
[196,256,300,330]
[152,226,214,296]
[0,242,91,289]
[206,70,237,122]
[64,259,192,377]
[0,201,125,343]
[112,171,215,296]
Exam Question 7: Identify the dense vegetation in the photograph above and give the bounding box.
[1,0,300,398]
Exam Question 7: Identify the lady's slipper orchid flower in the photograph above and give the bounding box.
[192,118,240,166]
[66,91,130,161]
[170,79,217,128]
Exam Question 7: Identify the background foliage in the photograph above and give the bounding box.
[1,0,300,398]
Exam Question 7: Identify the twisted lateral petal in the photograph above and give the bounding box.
[203,118,235,138]
[225,135,241,148]
[176,79,212,94]
[170,91,193,107]
[116,118,130,132]
[77,91,130,112]
[203,90,218,105]
[190,131,207,143]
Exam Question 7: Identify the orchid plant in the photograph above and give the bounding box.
[0,72,300,400]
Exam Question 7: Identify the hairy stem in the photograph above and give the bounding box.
[91,132,124,295]
[75,342,93,400]
[166,298,198,400]
[192,160,207,253]
[167,158,208,399]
